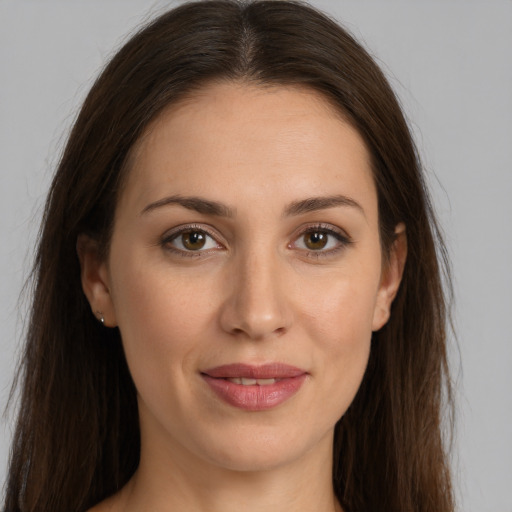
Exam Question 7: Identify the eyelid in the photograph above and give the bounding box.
[159,222,352,259]
[289,222,353,257]
[160,223,225,256]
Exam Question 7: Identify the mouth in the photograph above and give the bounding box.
[223,377,279,385]
[201,363,308,411]
[202,362,306,379]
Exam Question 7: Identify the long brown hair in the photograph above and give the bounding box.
[3,1,454,511]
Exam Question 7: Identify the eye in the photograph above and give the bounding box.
[163,226,222,254]
[292,225,350,255]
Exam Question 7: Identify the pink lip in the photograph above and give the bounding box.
[201,363,307,411]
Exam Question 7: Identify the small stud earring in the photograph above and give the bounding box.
[95,311,105,325]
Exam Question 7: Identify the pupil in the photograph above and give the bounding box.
[306,232,327,250]
[183,231,205,250]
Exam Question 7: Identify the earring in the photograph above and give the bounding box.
[95,311,105,325]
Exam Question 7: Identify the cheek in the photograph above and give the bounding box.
[302,261,380,346]
[300,268,379,415]
[108,255,217,394]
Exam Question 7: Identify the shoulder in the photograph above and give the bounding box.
[87,495,117,512]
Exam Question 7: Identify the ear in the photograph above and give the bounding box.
[372,223,407,331]
[76,234,117,327]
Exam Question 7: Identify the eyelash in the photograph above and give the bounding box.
[160,223,352,259]
[160,224,223,258]
[291,223,352,259]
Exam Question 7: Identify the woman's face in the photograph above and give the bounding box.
[81,82,404,473]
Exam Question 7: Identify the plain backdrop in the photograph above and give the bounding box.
[1,1,511,511]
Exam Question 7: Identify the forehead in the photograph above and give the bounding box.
[120,81,377,219]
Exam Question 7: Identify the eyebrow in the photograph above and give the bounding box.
[284,194,365,218]
[141,195,234,217]
[141,193,364,218]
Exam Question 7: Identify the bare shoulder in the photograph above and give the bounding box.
[86,494,119,512]
[87,502,110,512]
[87,480,135,512]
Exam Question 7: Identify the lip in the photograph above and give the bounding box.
[201,363,308,411]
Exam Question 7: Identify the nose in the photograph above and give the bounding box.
[219,250,292,340]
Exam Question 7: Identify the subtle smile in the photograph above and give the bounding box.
[201,363,308,411]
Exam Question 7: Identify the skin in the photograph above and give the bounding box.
[80,82,406,512]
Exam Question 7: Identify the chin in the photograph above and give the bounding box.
[206,448,299,473]
[194,424,332,474]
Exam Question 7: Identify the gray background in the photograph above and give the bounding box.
[1,1,511,510]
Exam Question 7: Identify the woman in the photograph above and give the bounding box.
[3,1,454,511]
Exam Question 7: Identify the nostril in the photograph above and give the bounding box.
[218,285,292,339]
[228,325,287,340]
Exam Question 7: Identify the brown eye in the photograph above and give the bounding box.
[166,228,220,253]
[303,232,328,250]
[181,231,206,250]
[292,225,350,256]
